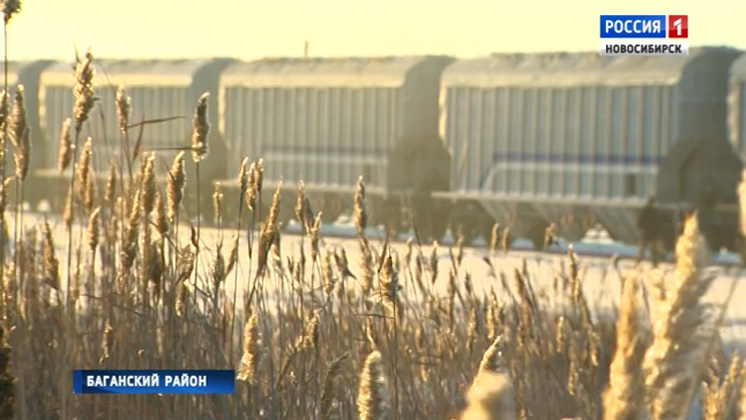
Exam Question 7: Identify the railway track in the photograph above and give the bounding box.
[22,199,746,270]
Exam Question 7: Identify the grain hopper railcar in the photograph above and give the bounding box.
[33,58,233,215]
[728,54,746,163]
[433,47,744,251]
[216,56,454,239]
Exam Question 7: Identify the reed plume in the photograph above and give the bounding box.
[602,274,651,420]
[357,350,389,420]
[121,190,140,272]
[11,113,27,181]
[237,313,262,384]
[738,363,746,420]
[57,118,72,172]
[266,182,282,231]
[702,352,743,420]
[335,246,355,281]
[140,152,156,215]
[354,175,367,236]
[74,137,92,204]
[0,0,16,314]
[8,84,28,184]
[190,92,210,163]
[40,219,59,291]
[73,47,96,134]
[255,158,264,194]
[86,206,100,252]
[245,161,257,213]
[477,335,510,381]
[238,157,249,196]
[153,191,168,238]
[375,247,401,314]
[1,0,20,22]
[322,247,336,296]
[83,166,96,212]
[166,151,186,224]
[104,160,116,206]
[8,83,25,148]
[213,182,223,226]
[642,214,714,420]
[190,92,210,303]
[115,84,130,135]
[461,372,516,420]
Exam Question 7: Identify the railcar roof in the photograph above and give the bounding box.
[442,47,740,87]
[41,58,218,87]
[0,60,46,86]
[729,53,746,81]
[220,55,450,88]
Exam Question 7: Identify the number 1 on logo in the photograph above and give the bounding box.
[668,15,688,38]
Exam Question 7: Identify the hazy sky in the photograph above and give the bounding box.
[6,0,745,61]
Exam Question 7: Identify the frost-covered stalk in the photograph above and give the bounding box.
[61,47,95,420]
[190,92,209,301]
[602,274,651,420]
[230,157,249,365]
[0,0,21,321]
[66,47,96,310]
[642,214,714,420]
[9,84,29,297]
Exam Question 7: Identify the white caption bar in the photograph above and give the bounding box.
[600,41,689,56]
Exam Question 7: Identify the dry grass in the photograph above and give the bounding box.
[0,45,745,420]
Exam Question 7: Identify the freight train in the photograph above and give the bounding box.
[6,46,746,252]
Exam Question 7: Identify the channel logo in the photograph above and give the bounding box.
[667,15,688,38]
[599,15,688,56]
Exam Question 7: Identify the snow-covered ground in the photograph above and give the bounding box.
[12,208,746,347]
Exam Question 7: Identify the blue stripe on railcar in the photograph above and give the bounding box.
[489,152,664,166]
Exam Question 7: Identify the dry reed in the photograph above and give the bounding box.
[642,214,714,420]
[57,118,72,172]
[602,274,651,420]
[358,350,389,420]
[462,372,516,420]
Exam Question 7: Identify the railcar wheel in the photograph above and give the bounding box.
[414,199,453,244]
[456,224,479,246]
[321,197,344,225]
[526,220,550,251]
[412,207,434,243]
[380,202,402,240]
[431,208,449,243]
[556,212,594,242]
[309,196,343,225]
